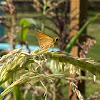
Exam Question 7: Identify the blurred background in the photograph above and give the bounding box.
[0,0,100,100]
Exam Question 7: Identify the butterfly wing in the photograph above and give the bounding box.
[36,31,54,49]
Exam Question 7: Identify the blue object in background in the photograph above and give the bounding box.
[0,0,4,43]
[0,43,59,51]
[0,0,5,99]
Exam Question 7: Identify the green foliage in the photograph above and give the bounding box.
[20,18,30,41]
[65,13,100,52]
[20,18,40,41]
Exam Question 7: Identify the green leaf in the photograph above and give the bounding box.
[20,18,29,41]
[20,18,40,41]
[65,13,100,52]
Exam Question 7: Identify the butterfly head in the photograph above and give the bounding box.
[53,37,59,44]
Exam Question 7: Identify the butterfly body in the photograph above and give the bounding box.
[36,30,59,50]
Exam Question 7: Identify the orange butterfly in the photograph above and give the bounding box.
[36,30,59,50]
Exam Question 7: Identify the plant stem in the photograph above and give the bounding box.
[41,0,47,31]
[7,0,16,49]
[13,72,21,100]
[52,87,56,100]
[13,85,21,100]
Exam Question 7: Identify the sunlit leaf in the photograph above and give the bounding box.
[20,18,40,41]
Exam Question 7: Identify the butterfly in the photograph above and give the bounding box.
[36,30,59,50]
